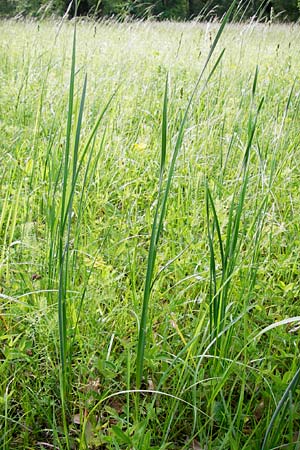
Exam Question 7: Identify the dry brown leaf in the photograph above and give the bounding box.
[73,414,81,425]
[109,397,124,414]
[192,439,204,450]
[148,378,155,390]
[254,400,265,421]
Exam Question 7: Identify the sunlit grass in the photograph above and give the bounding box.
[0,17,300,449]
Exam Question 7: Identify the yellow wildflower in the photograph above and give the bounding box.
[133,142,147,151]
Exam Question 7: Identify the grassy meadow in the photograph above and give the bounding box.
[1,17,300,449]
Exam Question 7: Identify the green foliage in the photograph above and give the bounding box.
[155,0,189,20]
[1,0,299,20]
[0,0,69,17]
[0,0,16,16]
[189,0,216,18]
[1,17,300,449]
[98,0,129,17]
[272,0,299,21]
[17,0,42,16]
[98,0,189,20]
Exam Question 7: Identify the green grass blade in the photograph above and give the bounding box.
[65,74,87,231]
[206,184,225,267]
[160,74,168,181]
[261,366,300,450]
[136,74,169,389]
[136,0,237,389]
[57,12,79,447]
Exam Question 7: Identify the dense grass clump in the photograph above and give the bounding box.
[1,17,300,449]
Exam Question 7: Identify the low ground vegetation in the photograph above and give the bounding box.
[0,18,300,449]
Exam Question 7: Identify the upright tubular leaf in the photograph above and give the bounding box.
[160,75,168,182]
[205,66,264,349]
[57,20,77,449]
[261,366,300,450]
[136,0,237,389]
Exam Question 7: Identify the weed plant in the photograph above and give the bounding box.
[0,15,300,450]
